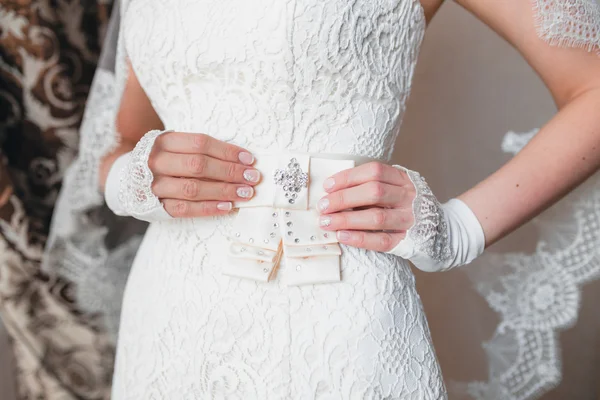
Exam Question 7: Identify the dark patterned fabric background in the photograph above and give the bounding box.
[0,1,115,398]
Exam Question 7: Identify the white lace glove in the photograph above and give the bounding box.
[386,166,486,272]
[104,129,173,222]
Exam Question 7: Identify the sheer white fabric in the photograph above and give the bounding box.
[42,0,148,341]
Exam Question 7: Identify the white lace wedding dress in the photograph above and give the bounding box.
[111,0,447,398]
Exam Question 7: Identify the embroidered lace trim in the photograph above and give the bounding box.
[402,167,452,264]
[533,0,600,54]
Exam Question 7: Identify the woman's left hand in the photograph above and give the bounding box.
[317,162,416,251]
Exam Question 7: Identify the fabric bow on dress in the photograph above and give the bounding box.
[224,153,358,286]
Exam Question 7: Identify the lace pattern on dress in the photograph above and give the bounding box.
[532,0,600,54]
[402,167,452,264]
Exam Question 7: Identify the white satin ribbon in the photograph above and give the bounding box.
[223,151,371,286]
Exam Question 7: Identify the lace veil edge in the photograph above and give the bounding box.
[42,0,147,341]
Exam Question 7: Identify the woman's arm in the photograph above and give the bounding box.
[101,63,261,220]
[99,62,164,192]
[454,0,600,246]
[317,0,600,271]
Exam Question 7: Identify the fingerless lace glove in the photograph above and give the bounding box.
[104,129,172,222]
[386,165,486,272]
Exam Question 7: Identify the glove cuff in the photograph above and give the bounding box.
[104,129,173,222]
[387,165,485,271]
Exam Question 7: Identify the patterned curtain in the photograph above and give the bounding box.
[0,1,115,398]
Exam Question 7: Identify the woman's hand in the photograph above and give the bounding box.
[316,162,416,251]
[105,130,262,221]
[102,64,262,220]
[147,131,261,217]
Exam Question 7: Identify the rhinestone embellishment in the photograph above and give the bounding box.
[274,158,309,204]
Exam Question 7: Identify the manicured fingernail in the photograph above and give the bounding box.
[237,186,254,198]
[319,216,331,227]
[243,169,260,182]
[323,177,335,190]
[317,198,329,212]
[217,202,232,211]
[238,152,254,165]
[337,231,351,241]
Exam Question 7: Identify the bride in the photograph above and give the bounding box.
[69,0,600,398]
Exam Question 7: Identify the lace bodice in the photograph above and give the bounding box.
[123,0,425,160]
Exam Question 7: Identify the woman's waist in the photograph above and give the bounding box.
[145,149,399,286]
[144,213,414,287]
[231,150,380,210]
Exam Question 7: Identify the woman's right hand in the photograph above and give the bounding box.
[146,131,260,217]
[104,64,260,220]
